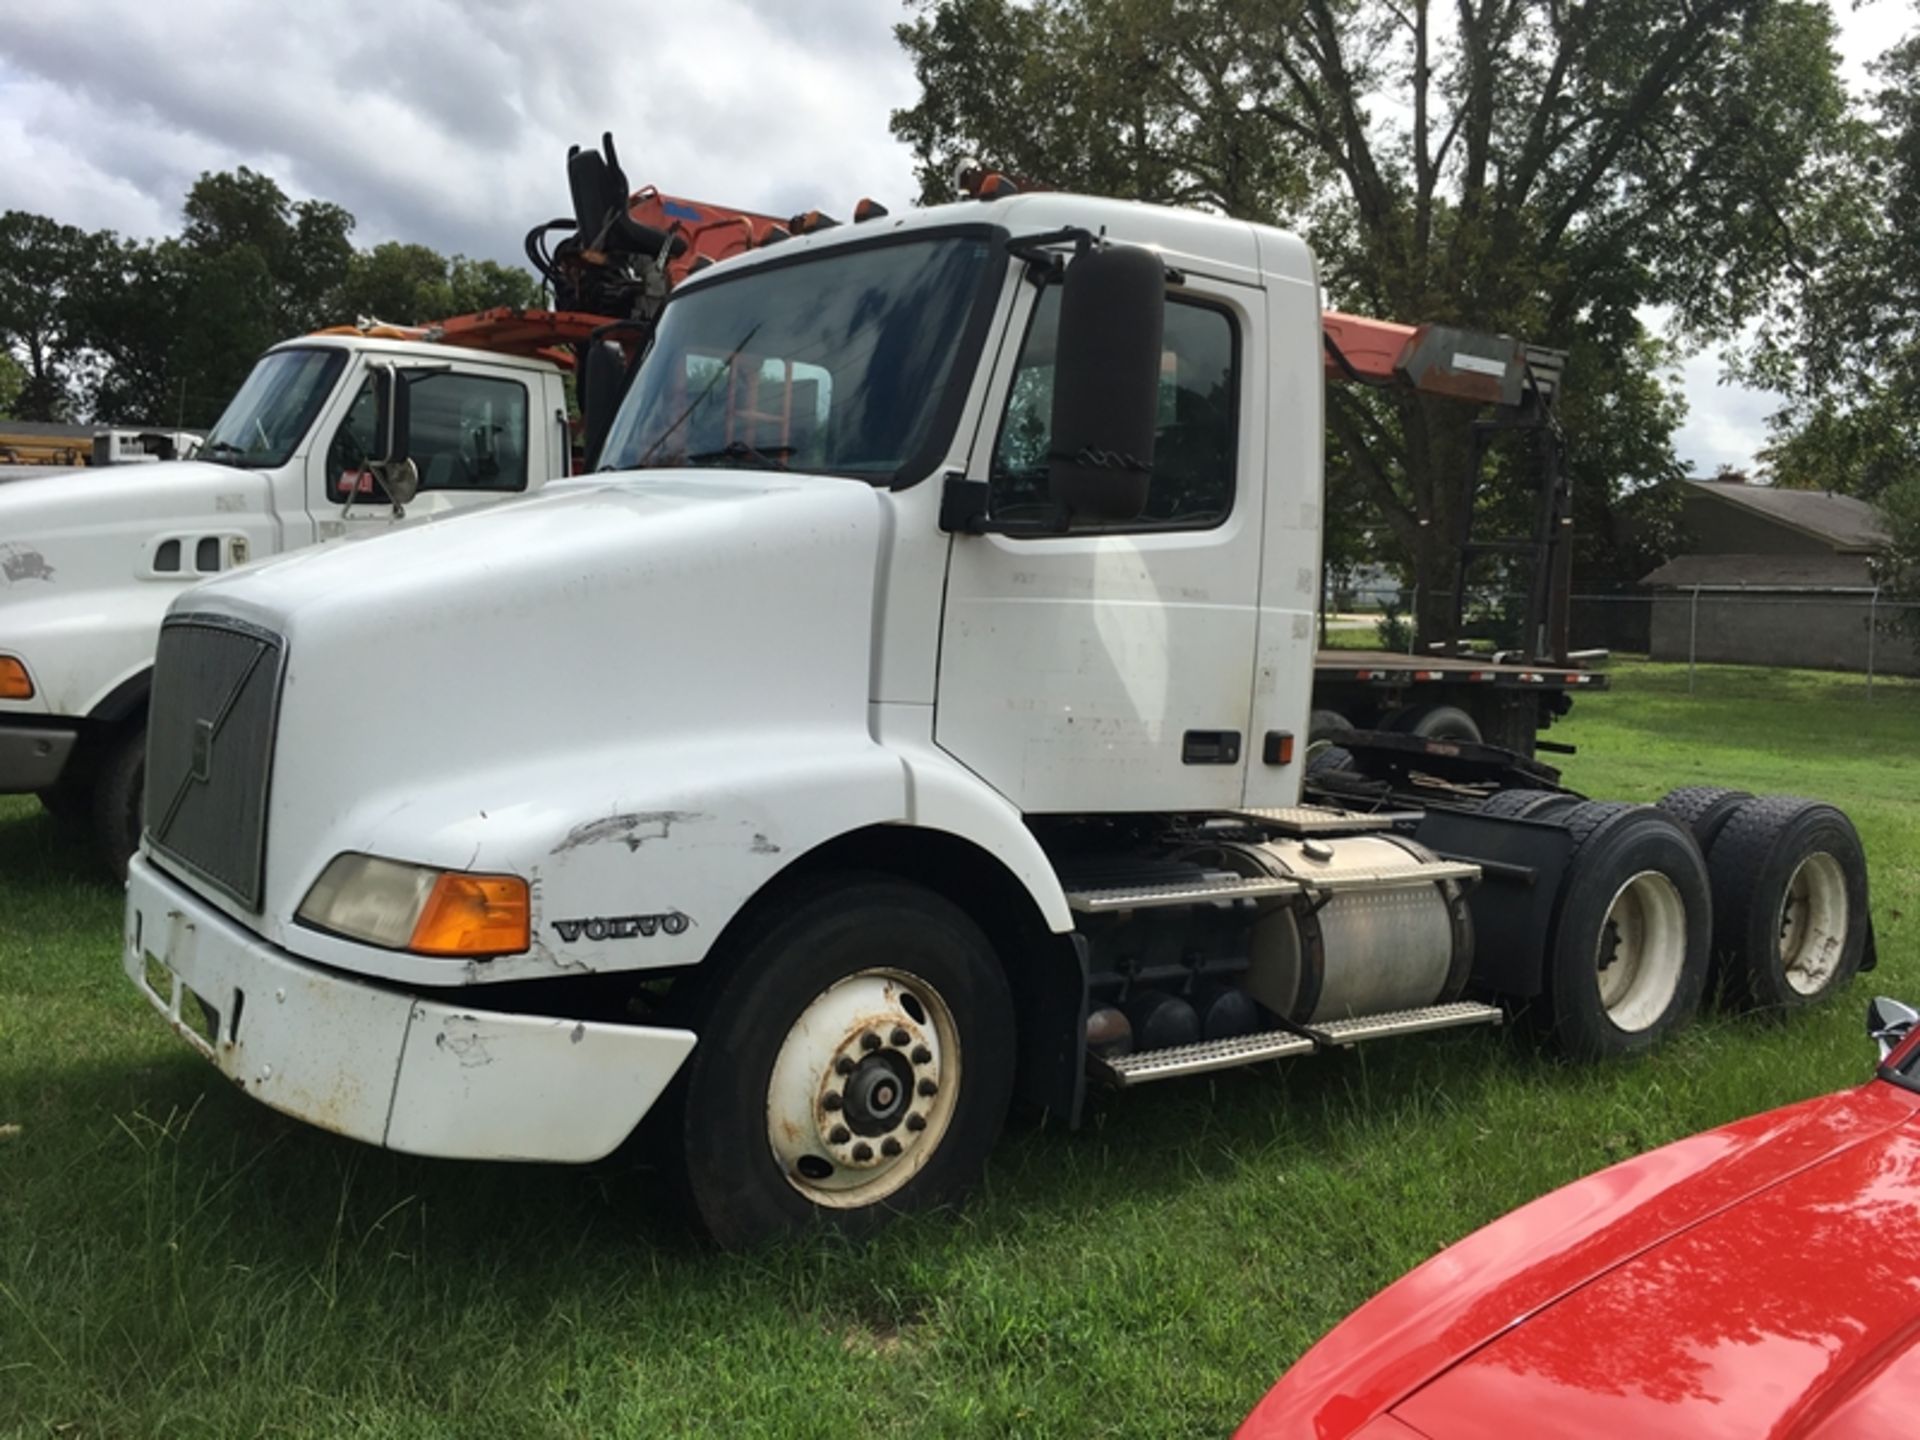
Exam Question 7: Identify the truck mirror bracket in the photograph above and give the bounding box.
[938,473,1068,537]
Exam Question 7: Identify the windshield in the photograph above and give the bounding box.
[201,348,347,468]
[598,232,1000,483]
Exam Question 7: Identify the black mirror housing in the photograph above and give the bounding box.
[1047,244,1164,524]
[580,341,630,471]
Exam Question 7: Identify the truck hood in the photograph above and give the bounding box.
[1240,1080,1920,1440]
[1390,1095,1920,1438]
[0,459,271,589]
[169,469,888,938]
[1,460,279,715]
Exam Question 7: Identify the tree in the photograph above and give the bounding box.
[1749,29,1920,636]
[0,211,107,418]
[895,0,1857,641]
[14,166,542,427]
[332,244,544,327]
[0,349,23,417]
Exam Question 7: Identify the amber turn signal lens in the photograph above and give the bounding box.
[0,657,32,700]
[408,873,529,957]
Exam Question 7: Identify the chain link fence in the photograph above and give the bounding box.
[1320,583,1920,698]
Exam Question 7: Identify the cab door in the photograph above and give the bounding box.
[934,274,1266,814]
[308,363,537,538]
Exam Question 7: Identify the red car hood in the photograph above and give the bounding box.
[1241,1079,1920,1440]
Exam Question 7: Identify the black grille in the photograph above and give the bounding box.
[145,613,286,911]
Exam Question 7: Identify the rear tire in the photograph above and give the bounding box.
[91,724,145,883]
[1308,708,1353,744]
[1545,802,1711,1061]
[675,876,1015,1248]
[1389,703,1483,743]
[1708,796,1869,1013]
[1478,788,1580,821]
[1656,786,1752,850]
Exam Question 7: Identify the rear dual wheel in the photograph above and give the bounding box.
[1544,803,1711,1061]
[1706,797,1868,1013]
[675,877,1015,1248]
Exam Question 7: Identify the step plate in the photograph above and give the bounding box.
[1225,805,1423,835]
[1287,860,1482,892]
[1066,875,1301,914]
[1093,1000,1504,1086]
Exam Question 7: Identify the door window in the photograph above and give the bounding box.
[327,370,531,501]
[990,291,1238,529]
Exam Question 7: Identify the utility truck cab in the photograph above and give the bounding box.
[0,332,570,871]
[124,191,1874,1246]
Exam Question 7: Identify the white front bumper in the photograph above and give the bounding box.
[124,854,697,1162]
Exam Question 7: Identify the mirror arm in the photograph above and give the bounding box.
[938,473,1069,537]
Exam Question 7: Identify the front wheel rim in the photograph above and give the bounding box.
[765,967,960,1208]
[1594,869,1688,1032]
[1779,851,1849,997]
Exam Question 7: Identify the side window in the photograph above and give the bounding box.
[325,381,379,498]
[409,372,529,493]
[989,290,1238,528]
[327,370,531,501]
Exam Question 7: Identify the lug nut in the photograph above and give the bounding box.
[881,1138,902,1157]
[917,1078,937,1097]
[891,1027,910,1046]
[860,1031,881,1051]
[911,1045,931,1065]
[823,1092,843,1112]
[906,1114,927,1132]
[830,1125,850,1144]
[852,1142,874,1162]
[835,1057,855,1076]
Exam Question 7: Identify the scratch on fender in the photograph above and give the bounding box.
[550,810,707,855]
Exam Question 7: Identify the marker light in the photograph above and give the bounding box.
[0,657,32,700]
[409,873,531,957]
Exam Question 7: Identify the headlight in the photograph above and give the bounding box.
[296,853,529,958]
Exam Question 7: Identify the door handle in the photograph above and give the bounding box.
[1182,730,1242,765]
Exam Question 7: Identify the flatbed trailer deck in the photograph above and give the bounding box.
[1312,649,1607,753]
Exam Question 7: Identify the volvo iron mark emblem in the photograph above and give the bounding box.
[190,717,215,784]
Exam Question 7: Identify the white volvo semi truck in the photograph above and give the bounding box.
[122,190,1872,1245]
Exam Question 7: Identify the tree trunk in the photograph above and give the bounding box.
[1409,527,1462,650]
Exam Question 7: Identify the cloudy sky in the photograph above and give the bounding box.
[0,0,1908,475]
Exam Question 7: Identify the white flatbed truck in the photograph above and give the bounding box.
[123,189,1871,1245]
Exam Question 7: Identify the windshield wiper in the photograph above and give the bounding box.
[678,441,794,471]
[200,439,254,467]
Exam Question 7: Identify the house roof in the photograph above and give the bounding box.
[1641,552,1880,591]
[1683,479,1888,552]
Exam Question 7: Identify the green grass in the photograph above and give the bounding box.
[3,659,1916,1438]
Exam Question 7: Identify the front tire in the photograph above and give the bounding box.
[676,877,1015,1248]
[36,773,92,826]
[91,723,145,882]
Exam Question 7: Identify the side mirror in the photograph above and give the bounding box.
[1048,244,1164,524]
[380,457,421,508]
[580,341,629,471]
[371,363,412,468]
[1868,996,1918,1061]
